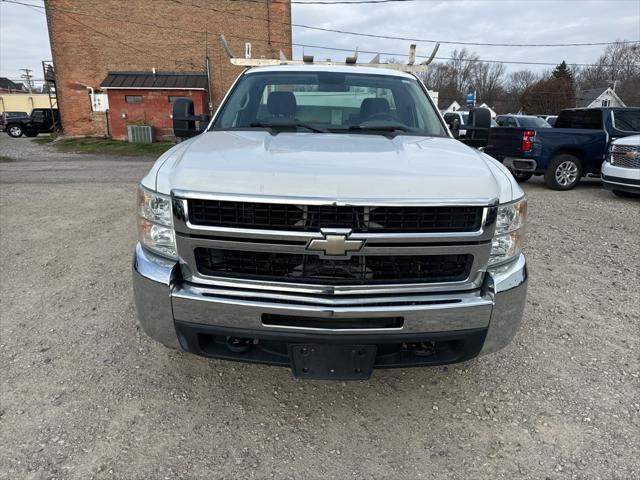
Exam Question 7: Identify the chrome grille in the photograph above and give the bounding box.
[188,200,483,233]
[611,144,640,169]
[194,248,472,285]
[173,193,496,295]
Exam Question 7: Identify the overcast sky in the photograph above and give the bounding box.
[1,0,639,84]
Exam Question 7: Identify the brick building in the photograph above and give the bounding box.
[100,71,209,140]
[44,0,292,138]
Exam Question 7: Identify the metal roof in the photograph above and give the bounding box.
[100,71,208,90]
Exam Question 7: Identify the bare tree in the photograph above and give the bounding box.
[448,48,481,102]
[576,42,640,105]
[472,62,506,107]
[418,49,486,109]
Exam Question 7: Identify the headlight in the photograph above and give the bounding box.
[138,185,177,259]
[489,197,526,266]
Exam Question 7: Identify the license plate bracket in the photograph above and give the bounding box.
[289,344,377,380]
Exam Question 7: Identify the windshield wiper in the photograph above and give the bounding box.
[249,121,328,134]
[348,123,412,136]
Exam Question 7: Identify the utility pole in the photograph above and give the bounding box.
[20,68,34,93]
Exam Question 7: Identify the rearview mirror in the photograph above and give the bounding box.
[461,107,491,149]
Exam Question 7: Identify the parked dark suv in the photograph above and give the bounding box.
[4,108,60,138]
[0,111,29,132]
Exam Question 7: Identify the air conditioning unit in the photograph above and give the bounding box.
[127,125,153,143]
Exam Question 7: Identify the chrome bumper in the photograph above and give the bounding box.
[132,243,527,356]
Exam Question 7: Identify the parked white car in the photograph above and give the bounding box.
[602,135,640,197]
[442,111,468,137]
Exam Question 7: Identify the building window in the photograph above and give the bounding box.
[601,99,610,107]
[168,96,189,103]
[125,95,143,104]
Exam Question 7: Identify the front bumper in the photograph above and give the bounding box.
[602,162,640,194]
[503,157,537,173]
[133,243,528,370]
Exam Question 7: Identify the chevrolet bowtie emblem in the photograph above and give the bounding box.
[626,150,640,160]
[307,231,363,256]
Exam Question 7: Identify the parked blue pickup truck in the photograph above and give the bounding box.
[485,107,640,190]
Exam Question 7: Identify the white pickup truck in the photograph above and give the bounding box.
[133,64,528,380]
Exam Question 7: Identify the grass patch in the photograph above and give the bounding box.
[49,137,174,156]
[0,155,15,162]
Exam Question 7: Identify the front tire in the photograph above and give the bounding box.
[544,154,582,190]
[7,124,23,138]
[511,171,533,183]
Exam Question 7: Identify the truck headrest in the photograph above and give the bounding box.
[360,98,390,120]
[267,91,297,118]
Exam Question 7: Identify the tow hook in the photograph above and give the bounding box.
[226,337,253,354]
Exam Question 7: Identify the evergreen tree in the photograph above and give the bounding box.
[552,61,573,83]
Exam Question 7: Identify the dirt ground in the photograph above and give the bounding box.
[1,135,639,480]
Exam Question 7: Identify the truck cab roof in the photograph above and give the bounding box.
[243,64,418,79]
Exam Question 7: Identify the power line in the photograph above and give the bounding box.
[293,43,639,67]
[2,0,204,68]
[290,0,638,3]
[168,0,640,48]
[5,0,638,48]
[3,0,637,68]
[291,24,640,48]
[2,0,292,46]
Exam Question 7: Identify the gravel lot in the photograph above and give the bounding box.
[1,135,639,480]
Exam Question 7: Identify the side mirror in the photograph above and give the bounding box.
[461,107,491,149]
[172,98,197,139]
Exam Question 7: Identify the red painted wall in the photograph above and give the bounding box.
[106,89,207,141]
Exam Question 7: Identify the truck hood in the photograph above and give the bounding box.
[152,131,514,203]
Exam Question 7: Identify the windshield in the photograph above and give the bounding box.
[519,117,551,128]
[461,113,469,125]
[213,70,447,136]
[613,109,640,132]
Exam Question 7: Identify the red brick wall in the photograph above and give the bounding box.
[106,89,207,141]
[44,0,292,138]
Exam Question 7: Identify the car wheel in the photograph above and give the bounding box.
[612,189,639,199]
[511,171,533,183]
[7,124,23,138]
[24,132,39,137]
[544,154,582,190]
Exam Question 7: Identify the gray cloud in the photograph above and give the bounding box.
[1,0,638,82]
